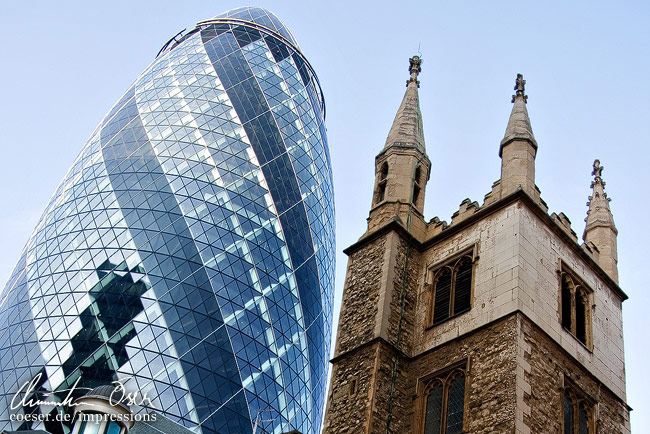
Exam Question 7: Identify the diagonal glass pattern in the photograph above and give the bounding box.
[0,7,333,434]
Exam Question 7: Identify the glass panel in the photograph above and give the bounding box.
[453,259,472,315]
[445,374,465,434]
[75,419,87,434]
[106,421,121,434]
[561,277,572,330]
[81,420,101,434]
[433,269,452,325]
[564,391,574,434]
[424,383,443,434]
[578,403,590,434]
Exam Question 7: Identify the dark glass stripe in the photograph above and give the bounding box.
[201,23,231,44]
[265,34,291,62]
[233,25,262,48]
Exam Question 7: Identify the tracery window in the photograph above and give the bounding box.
[559,264,592,348]
[563,387,594,434]
[429,251,475,326]
[420,367,466,434]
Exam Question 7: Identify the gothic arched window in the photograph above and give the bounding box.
[432,267,452,325]
[424,381,443,433]
[559,265,592,349]
[563,387,593,434]
[453,257,472,315]
[429,252,475,326]
[421,368,466,434]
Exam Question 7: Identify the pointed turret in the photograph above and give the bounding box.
[369,56,431,236]
[383,56,425,152]
[499,74,539,199]
[583,159,618,282]
[500,74,537,154]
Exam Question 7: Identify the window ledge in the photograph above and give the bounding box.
[425,308,471,331]
[561,325,593,353]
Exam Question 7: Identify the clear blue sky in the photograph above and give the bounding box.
[1,0,648,431]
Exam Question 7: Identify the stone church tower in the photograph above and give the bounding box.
[322,58,630,433]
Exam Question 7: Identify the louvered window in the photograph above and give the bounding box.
[433,268,452,325]
[453,259,472,315]
[561,276,573,331]
[430,252,475,326]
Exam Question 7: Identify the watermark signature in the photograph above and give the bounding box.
[10,373,153,411]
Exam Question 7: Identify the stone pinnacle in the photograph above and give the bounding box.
[584,159,617,236]
[500,73,537,156]
[383,56,425,152]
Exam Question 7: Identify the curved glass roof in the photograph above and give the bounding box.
[210,7,298,47]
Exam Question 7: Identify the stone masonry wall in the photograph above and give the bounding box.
[408,314,519,433]
[326,315,521,434]
[368,343,410,434]
[334,235,386,356]
[322,344,377,434]
[411,200,626,401]
[516,205,626,399]
[325,226,421,434]
[520,315,630,434]
[385,235,422,356]
[414,203,520,354]
[323,341,410,434]
[327,197,627,434]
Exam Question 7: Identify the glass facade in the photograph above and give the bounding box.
[0,7,334,434]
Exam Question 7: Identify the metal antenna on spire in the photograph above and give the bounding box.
[417,42,422,57]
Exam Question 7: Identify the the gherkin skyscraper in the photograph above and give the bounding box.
[0,7,334,434]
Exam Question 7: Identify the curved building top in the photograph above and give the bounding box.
[210,6,299,46]
[156,7,325,117]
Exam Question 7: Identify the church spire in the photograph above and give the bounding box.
[583,159,618,282]
[498,73,539,199]
[500,74,537,155]
[383,55,425,152]
[369,56,431,235]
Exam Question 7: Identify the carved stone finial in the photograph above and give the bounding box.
[511,73,528,103]
[407,55,422,87]
[592,159,603,180]
[583,157,617,281]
